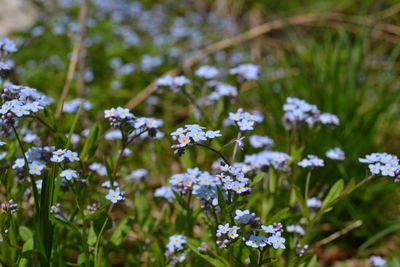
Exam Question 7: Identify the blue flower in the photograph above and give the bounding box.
[245,235,267,248]
[268,235,286,249]
[217,224,230,234]
[234,209,252,224]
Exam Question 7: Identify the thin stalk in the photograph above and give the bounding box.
[12,126,40,211]
[76,197,90,267]
[354,174,376,190]
[193,143,230,165]
[258,248,265,266]
[112,129,147,180]
[181,88,210,124]
[304,170,312,200]
[94,204,114,267]
[230,132,242,164]
[27,115,56,133]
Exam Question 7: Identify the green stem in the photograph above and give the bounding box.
[354,174,376,190]
[12,126,40,211]
[193,143,230,166]
[231,132,242,164]
[181,87,210,124]
[304,170,312,200]
[27,115,56,133]
[94,204,114,267]
[258,248,265,266]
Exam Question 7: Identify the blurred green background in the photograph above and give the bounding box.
[2,0,400,265]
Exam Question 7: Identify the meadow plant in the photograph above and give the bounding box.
[0,1,399,266]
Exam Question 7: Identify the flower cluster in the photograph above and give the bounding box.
[194,165,250,206]
[165,234,187,257]
[228,109,263,131]
[229,64,260,81]
[286,224,305,236]
[217,165,251,195]
[170,124,221,153]
[154,186,175,202]
[369,256,387,267]
[244,150,292,172]
[295,244,310,257]
[63,98,92,113]
[283,97,339,129]
[0,37,17,56]
[169,168,214,196]
[326,147,345,161]
[319,113,340,126]
[104,107,162,139]
[1,200,18,215]
[195,65,220,79]
[60,169,78,181]
[359,153,399,179]
[156,75,190,92]
[207,81,237,101]
[50,203,61,214]
[89,162,107,177]
[217,211,286,249]
[126,168,148,183]
[50,149,80,163]
[307,197,322,209]
[249,134,274,149]
[104,107,135,127]
[216,223,240,248]
[12,146,55,177]
[298,155,324,168]
[0,61,11,78]
[0,84,50,125]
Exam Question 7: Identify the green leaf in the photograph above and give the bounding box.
[360,223,400,249]
[84,206,107,221]
[179,149,192,169]
[22,238,34,252]
[293,186,310,221]
[172,190,189,210]
[340,178,356,197]
[80,122,102,161]
[298,254,317,267]
[321,179,344,210]
[54,133,68,148]
[250,172,265,187]
[266,208,290,224]
[65,101,83,149]
[18,239,34,267]
[262,258,278,264]
[43,107,56,130]
[186,239,229,267]
[216,186,227,212]
[290,145,304,163]
[93,215,112,236]
[110,217,133,246]
[19,226,33,242]
[88,225,97,246]
[49,216,81,236]
[306,255,317,267]
[268,169,277,193]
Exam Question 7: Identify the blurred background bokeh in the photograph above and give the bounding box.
[1,0,400,265]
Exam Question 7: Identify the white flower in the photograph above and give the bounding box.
[12,105,30,117]
[195,65,220,79]
[60,169,78,180]
[29,161,46,175]
[230,64,260,80]
[105,188,124,203]
[65,150,80,162]
[268,235,286,249]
